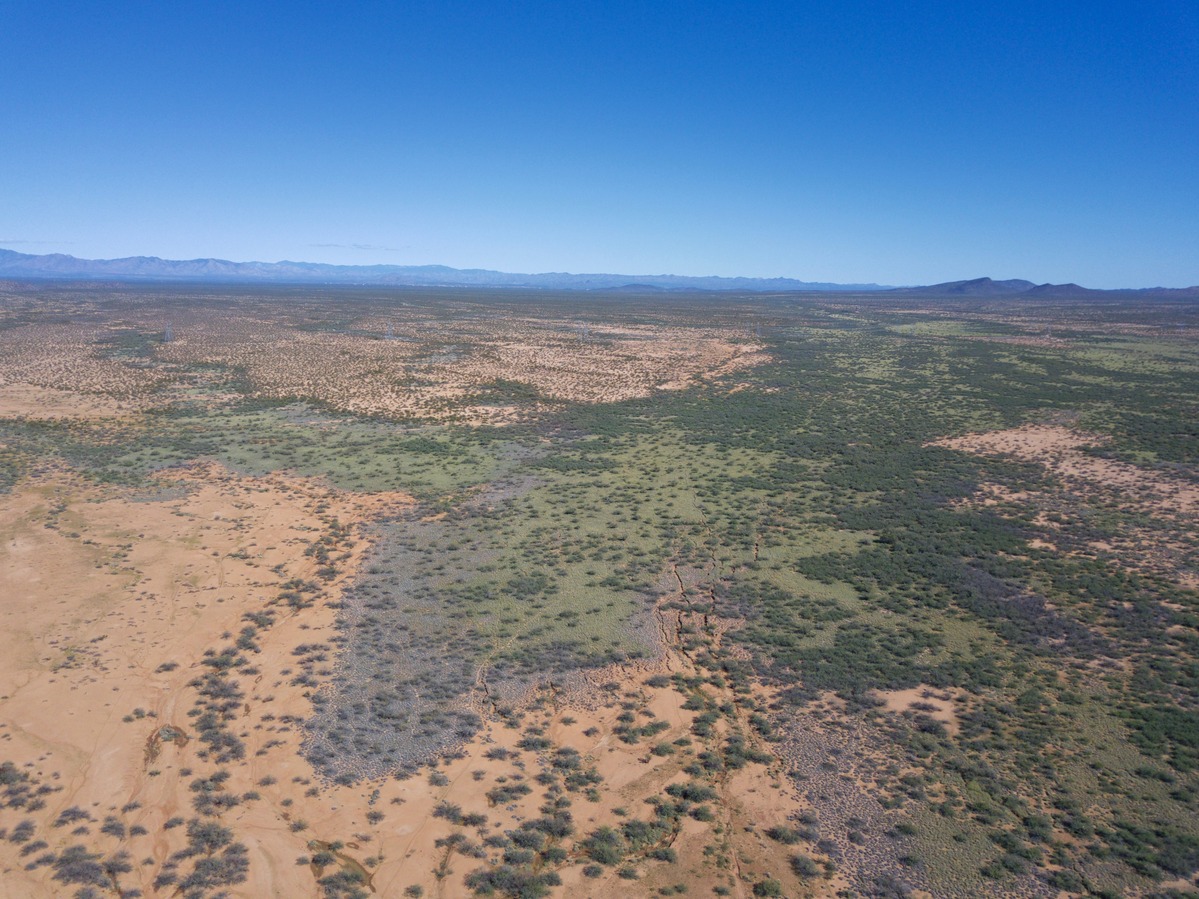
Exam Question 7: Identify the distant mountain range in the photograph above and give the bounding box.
[0,249,882,292]
[0,249,1195,297]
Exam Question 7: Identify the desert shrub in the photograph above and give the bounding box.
[54,807,92,828]
[791,854,820,877]
[316,868,368,899]
[486,783,532,805]
[765,825,801,845]
[51,845,106,887]
[100,816,126,839]
[464,864,560,898]
[582,826,625,865]
[187,818,234,853]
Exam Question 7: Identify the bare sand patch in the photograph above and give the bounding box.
[0,310,767,427]
[0,463,412,898]
[935,424,1199,593]
[153,314,767,422]
[874,686,962,737]
[0,382,145,421]
[0,323,171,406]
[935,424,1199,516]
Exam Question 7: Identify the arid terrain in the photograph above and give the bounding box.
[1,284,1197,898]
[0,462,810,899]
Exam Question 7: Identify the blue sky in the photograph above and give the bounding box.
[2,1,1196,287]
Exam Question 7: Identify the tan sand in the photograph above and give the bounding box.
[935,424,1199,595]
[0,460,827,898]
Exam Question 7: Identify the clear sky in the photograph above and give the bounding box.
[2,1,1196,287]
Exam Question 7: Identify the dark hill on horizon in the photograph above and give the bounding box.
[888,277,1037,296]
[887,276,1199,300]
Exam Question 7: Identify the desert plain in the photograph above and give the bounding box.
[1,283,1197,899]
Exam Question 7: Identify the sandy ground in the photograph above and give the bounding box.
[0,312,767,426]
[0,463,410,897]
[0,383,147,421]
[0,324,171,405]
[152,316,767,423]
[875,686,962,737]
[0,459,824,898]
[0,310,819,898]
[936,425,1199,516]
[935,425,1199,592]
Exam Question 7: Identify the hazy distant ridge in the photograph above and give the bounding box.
[0,249,885,292]
[2,251,1194,296]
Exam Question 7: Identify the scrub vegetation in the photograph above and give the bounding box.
[0,282,1197,897]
